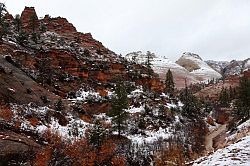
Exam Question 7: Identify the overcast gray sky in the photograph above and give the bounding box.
[4,0,250,61]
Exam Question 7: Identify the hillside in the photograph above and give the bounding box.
[126,51,223,88]
[193,119,250,166]
[0,4,249,166]
[207,58,250,76]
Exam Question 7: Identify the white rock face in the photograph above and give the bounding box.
[176,52,222,81]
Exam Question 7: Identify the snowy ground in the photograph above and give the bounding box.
[193,135,250,166]
[10,103,91,141]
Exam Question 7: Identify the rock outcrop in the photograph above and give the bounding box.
[20,6,39,32]
[0,130,41,163]
[176,52,222,82]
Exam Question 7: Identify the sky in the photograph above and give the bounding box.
[3,0,250,61]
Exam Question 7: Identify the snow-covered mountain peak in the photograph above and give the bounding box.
[176,52,222,81]
[181,52,203,61]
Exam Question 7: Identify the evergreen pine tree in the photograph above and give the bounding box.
[165,69,175,96]
[88,120,106,148]
[14,14,21,32]
[0,20,8,40]
[0,3,6,20]
[235,74,250,120]
[145,51,154,71]
[29,14,37,33]
[229,86,234,100]
[108,81,129,137]
[16,30,28,46]
[219,87,230,107]
[144,51,154,91]
[54,99,64,112]
[179,80,202,119]
[0,3,8,41]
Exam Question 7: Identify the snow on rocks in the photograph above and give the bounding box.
[10,103,91,141]
[177,52,222,82]
[193,135,250,166]
[127,127,172,145]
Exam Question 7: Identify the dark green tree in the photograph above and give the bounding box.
[16,30,28,46]
[39,22,47,33]
[234,74,250,121]
[0,20,8,40]
[36,56,52,86]
[108,81,129,137]
[88,120,106,148]
[14,14,21,32]
[219,87,230,107]
[54,99,64,112]
[165,69,175,96]
[179,81,202,119]
[0,3,8,41]
[0,3,6,22]
[145,51,154,77]
[229,86,234,100]
[29,14,37,33]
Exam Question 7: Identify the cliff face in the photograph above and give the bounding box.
[20,7,39,32]
[42,15,77,35]
[0,6,165,104]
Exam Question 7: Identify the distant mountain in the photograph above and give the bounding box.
[126,51,222,88]
[176,52,222,82]
[126,51,199,88]
[206,58,250,77]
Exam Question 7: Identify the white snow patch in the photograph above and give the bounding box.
[193,135,250,166]
[127,127,172,144]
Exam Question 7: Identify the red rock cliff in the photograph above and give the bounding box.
[20,7,39,32]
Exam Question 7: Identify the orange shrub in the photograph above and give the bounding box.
[111,156,126,166]
[34,146,52,166]
[28,117,40,127]
[0,107,14,122]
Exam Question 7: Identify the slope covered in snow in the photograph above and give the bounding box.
[193,135,250,166]
[206,60,230,73]
[176,52,222,82]
[125,51,198,88]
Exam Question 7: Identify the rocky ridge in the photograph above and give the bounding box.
[126,51,222,88]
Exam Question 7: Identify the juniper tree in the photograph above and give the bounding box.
[165,69,175,96]
[108,81,128,137]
